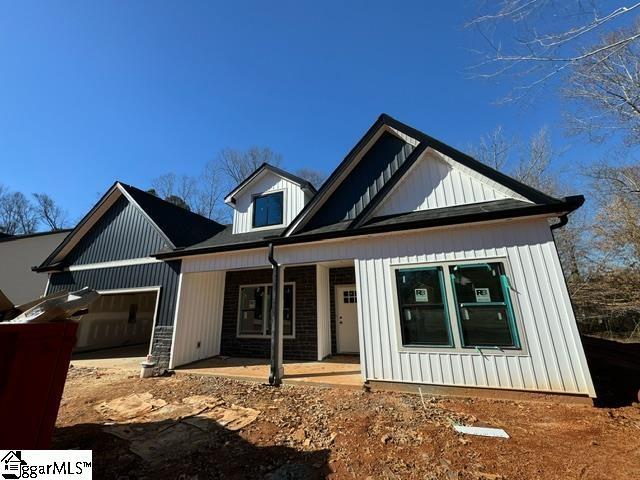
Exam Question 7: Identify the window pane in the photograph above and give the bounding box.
[253,192,283,227]
[451,262,519,348]
[254,198,268,227]
[396,269,444,306]
[452,263,504,304]
[283,284,293,336]
[458,306,514,347]
[395,267,451,346]
[401,307,450,345]
[239,286,266,334]
[264,285,294,337]
[265,286,273,335]
[267,192,283,225]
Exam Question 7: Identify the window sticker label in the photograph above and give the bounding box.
[474,288,491,303]
[414,288,429,302]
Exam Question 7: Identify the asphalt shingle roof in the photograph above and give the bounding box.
[120,183,226,249]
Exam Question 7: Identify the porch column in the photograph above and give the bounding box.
[268,245,284,385]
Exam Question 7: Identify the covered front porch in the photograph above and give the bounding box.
[175,355,363,388]
[170,256,364,385]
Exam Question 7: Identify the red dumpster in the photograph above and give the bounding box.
[0,321,78,449]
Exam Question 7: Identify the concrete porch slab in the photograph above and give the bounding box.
[175,355,364,389]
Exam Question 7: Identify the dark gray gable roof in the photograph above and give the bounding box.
[155,196,584,259]
[152,114,584,260]
[35,182,224,271]
[284,113,564,236]
[183,224,285,252]
[64,195,170,265]
[224,162,317,204]
[119,183,225,248]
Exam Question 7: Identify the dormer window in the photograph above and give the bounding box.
[253,191,284,228]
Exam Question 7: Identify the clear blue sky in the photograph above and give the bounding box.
[0,1,608,223]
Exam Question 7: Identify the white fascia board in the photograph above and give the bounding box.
[49,185,123,265]
[67,257,162,272]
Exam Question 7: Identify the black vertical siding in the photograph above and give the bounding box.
[66,196,171,265]
[47,261,181,327]
[305,132,413,229]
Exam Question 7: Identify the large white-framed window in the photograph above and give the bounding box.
[236,282,295,338]
[391,258,524,352]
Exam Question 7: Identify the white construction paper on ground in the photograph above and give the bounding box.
[454,425,510,438]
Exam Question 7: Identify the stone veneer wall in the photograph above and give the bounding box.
[150,325,173,372]
[220,265,317,360]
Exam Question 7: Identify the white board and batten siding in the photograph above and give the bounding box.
[178,217,595,396]
[375,149,530,217]
[169,271,225,368]
[352,220,594,397]
[232,171,312,234]
[316,265,331,360]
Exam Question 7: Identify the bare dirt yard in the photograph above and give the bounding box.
[54,366,640,480]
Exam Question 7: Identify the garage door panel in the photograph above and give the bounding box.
[75,291,157,352]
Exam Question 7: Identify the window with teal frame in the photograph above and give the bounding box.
[395,266,453,347]
[450,262,521,349]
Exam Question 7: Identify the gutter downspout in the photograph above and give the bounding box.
[550,214,569,230]
[268,243,282,386]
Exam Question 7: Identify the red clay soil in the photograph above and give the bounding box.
[54,366,640,479]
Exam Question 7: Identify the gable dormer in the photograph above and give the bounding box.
[224,163,317,234]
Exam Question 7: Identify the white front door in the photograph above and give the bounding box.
[336,285,359,353]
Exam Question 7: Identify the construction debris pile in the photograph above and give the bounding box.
[96,392,260,463]
[0,287,98,323]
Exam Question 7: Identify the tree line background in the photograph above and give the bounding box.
[1,1,638,342]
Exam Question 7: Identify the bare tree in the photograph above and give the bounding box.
[150,173,197,211]
[470,126,515,170]
[565,23,640,145]
[572,162,640,341]
[513,127,559,192]
[217,147,282,185]
[32,193,69,230]
[148,147,286,222]
[467,1,640,102]
[295,167,327,189]
[472,126,591,280]
[193,159,226,221]
[554,209,592,284]
[586,161,640,264]
[472,126,558,194]
[0,191,38,235]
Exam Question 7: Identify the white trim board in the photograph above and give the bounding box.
[67,257,162,271]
